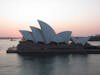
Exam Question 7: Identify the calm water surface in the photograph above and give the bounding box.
[0,39,100,75]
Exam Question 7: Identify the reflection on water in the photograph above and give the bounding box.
[18,55,55,75]
[1,54,100,75]
[0,39,100,75]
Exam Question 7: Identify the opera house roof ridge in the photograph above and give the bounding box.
[19,30,34,41]
[37,20,57,43]
[30,26,45,43]
[71,37,90,46]
[19,20,89,46]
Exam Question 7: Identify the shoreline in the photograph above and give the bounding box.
[6,48,100,54]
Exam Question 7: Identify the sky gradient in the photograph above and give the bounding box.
[0,0,100,37]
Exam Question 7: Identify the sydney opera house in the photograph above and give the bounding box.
[7,20,100,54]
[19,20,89,46]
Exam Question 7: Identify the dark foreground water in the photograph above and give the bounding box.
[0,39,100,75]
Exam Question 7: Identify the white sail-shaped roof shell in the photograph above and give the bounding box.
[30,26,44,43]
[71,37,80,44]
[19,30,34,41]
[38,20,56,43]
[71,37,90,45]
[57,31,72,43]
[79,37,90,45]
[53,35,64,43]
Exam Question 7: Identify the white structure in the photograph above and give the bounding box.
[30,26,44,43]
[71,37,90,45]
[19,20,73,44]
[57,31,72,43]
[38,20,56,43]
[19,30,34,41]
[53,35,64,43]
[20,20,90,45]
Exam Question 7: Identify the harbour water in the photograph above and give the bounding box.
[0,39,100,75]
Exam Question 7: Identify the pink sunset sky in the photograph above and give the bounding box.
[0,0,100,37]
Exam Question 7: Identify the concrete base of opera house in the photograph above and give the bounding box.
[6,41,100,54]
[6,48,100,54]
